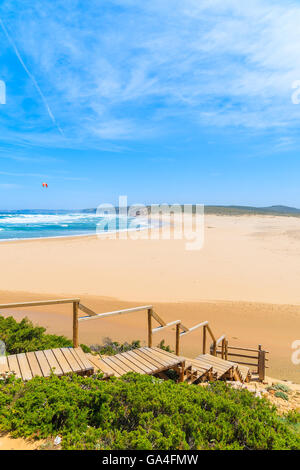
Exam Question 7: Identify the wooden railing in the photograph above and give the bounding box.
[0,298,267,380]
[213,344,269,381]
[0,298,81,347]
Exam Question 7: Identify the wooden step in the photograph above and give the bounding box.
[194,354,237,380]
[2,347,94,381]
[195,354,251,382]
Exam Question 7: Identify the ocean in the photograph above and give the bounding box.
[0,210,148,241]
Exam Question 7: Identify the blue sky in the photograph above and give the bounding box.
[1,0,300,209]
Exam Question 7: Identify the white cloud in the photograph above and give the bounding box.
[1,0,300,146]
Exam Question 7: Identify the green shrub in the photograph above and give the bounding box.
[0,373,299,450]
[274,391,289,401]
[90,337,141,355]
[157,340,173,353]
[272,383,291,393]
[267,383,291,394]
[0,315,90,354]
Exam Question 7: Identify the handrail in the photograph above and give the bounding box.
[215,334,226,346]
[0,298,80,309]
[179,321,208,337]
[177,319,221,356]
[0,297,81,348]
[0,298,265,378]
[214,343,268,381]
[78,305,153,322]
[152,320,181,334]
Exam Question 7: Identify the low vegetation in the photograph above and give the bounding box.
[0,315,299,450]
[0,315,90,354]
[0,373,299,450]
[90,337,141,355]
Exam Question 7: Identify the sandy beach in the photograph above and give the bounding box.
[0,214,300,382]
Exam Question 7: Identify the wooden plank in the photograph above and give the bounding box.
[152,320,181,334]
[202,325,207,354]
[61,348,82,373]
[180,321,208,337]
[98,358,121,377]
[26,352,42,377]
[224,360,257,367]
[107,356,135,374]
[7,355,22,379]
[136,348,170,369]
[35,350,52,377]
[216,334,226,346]
[0,355,9,375]
[101,357,125,376]
[78,305,152,322]
[144,347,180,366]
[108,355,138,374]
[73,302,79,348]
[176,324,180,356]
[69,348,85,369]
[226,346,262,353]
[43,350,63,376]
[206,324,216,343]
[51,349,72,374]
[85,354,114,377]
[198,354,235,367]
[120,351,153,374]
[216,352,258,360]
[114,354,145,374]
[78,303,97,316]
[148,309,152,347]
[17,353,32,381]
[150,310,166,327]
[187,358,211,373]
[196,358,231,373]
[194,355,234,375]
[0,298,80,309]
[152,347,184,361]
[179,323,189,332]
[125,350,156,373]
[134,349,166,368]
[73,348,94,372]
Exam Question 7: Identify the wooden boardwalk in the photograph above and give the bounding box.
[0,347,93,381]
[0,298,265,381]
[86,347,185,379]
[0,346,251,384]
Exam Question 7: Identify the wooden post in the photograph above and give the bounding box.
[73,301,79,348]
[212,340,217,356]
[175,323,180,356]
[258,345,266,382]
[221,338,225,359]
[148,309,152,347]
[202,325,207,354]
[225,340,228,360]
[179,361,185,382]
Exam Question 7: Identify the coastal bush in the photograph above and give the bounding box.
[157,339,173,353]
[274,391,289,401]
[0,373,299,450]
[272,383,291,393]
[90,338,174,356]
[0,315,90,354]
[90,337,141,355]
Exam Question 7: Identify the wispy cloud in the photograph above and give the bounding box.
[0,17,64,136]
[0,170,86,181]
[1,0,300,147]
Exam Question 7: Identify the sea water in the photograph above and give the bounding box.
[0,210,148,241]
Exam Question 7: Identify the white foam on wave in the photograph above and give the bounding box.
[0,212,102,225]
